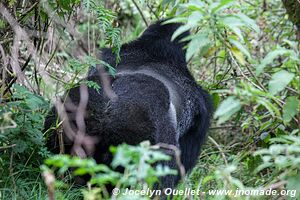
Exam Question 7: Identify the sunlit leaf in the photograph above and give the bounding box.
[236,13,260,33]
[211,0,234,13]
[229,38,251,59]
[186,32,211,61]
[256,48,291,75]
[268,70,294,95]
[257,98,280,117]
[171,23,197,41]
[283,96,299,123]
[214,96,242,124]
[163,17,187,24]
[230,46,246,65]
[222,16,245,41]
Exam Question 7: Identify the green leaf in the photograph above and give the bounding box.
[229,38,251,59]
[171,22,198,41]
[287,176,300,195]
[188,11,203,23]
[74,168,88,176]
[211,0,234,13]
[235,13,260,33]
[230,47,246,65]
[183,2,206,12]
[256,48,291,75]
[212,93,221,109]
[186,32,211,61]
[214,96,242,124]
[163,17,187,24]
[57,0,72,11]
[222,16,244,41]
[268,70,294,95]
[257,98,280,117]
[283,96,299,123]
[283,39,299,51]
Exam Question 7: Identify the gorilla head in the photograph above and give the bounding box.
[45,20,212,188]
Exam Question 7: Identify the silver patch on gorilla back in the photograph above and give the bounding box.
[116,69,181,133]
[169,101,178,140]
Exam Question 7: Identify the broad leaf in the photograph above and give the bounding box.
[214,96,242,124]
[268,70,294,95]
[186,33,211,61]
[171,22,197,41]
[283,96,299,123]
[230,47,246,65]
[211,0,234,13]
[229,38,251,59]
[256,48,291,75]
[236,13,260,33]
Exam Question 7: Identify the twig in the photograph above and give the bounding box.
[208,136,228,166]
[9,151,17,194]
[58,127,65,154]
[146,2,159,20]
[132,0,148,27]
[156,143,186,181]
[0,3,50,93]
[228,51,264,91]
[3,55,32,95]
[18,1,39,22]
[42,170,55,200]
[97,65,118,101]
[0,43,8,101]
[0,144,16,150]
[72,84,89,158]
[244,64,267,92]
[228,51,300,124]
[263,180,287,190]
[210,125,239,129]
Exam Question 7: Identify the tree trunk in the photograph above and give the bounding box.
[282,0,300,37]
[282,0,300,38]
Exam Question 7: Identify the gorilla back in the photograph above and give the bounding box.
[45,20,212,188]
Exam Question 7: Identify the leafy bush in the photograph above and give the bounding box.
[42,141,177,199]
[0,0,299,199]
[0,85,49,198]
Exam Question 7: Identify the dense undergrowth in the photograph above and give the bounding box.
[0,0,299,199]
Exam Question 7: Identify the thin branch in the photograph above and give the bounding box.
[0,43,8,101]
[208,136,228,166]
[3,55,32,95]
[42,170,55,200]
[0,144,16,150]
[132,0,149,27]
[146,2,159,20]
[264,180,287,190]
[228,50,264,91]
[210,125,239,129]
[156,143,186,181]
[18,1,39,22]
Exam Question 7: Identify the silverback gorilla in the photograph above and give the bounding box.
[44,20,212,188]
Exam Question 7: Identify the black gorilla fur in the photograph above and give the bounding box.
[44,20,212,188]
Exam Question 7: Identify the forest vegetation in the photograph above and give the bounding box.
[0,0,299,199]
